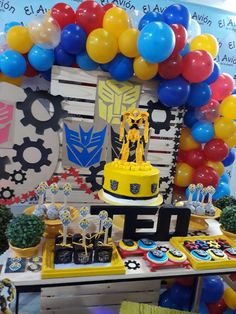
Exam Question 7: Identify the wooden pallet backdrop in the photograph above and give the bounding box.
[50,66,184,204]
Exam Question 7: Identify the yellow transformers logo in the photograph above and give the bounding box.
[97,79,141,125]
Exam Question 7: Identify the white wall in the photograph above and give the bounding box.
[184,0,236,12]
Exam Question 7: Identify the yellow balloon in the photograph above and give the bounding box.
[214,117,236,140]
[180,128,201,151]
[225,132,236,148]
[86,28,118,64]
[205,161,224,176]
[0,73,23,86]
[118,28,139,58]
[224,287,236,310]
[174,163,194,187]
[103,7,130,38]
[219,95,236,120]
[190,34,219,58]
[7,26,33,54]
[133,57,158,80]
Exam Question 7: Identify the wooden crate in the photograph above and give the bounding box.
[50,66,184,204]
[40,279,161,314]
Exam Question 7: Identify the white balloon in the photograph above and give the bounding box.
[28,14,61,49]
[188,18,201,42]
[129,10,144,29]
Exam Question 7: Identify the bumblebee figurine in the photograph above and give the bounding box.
[119,109,149,164]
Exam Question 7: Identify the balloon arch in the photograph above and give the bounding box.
[0,1,235,200]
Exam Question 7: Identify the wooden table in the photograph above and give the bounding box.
[1,219,235,314]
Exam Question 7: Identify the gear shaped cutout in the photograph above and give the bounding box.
[0,187,15,200]
[86,161,106,192]
[16,88,68,135]
[124,260,140,270]
[0,156,10,180]
[13,137,52,173]
[147,100,176,135]
[10,170,27,185]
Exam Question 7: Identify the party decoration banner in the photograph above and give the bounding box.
[0,0,235,79]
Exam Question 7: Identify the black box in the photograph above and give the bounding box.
[94,245,113,263]
[74,244,93,264]
[54,244,73,264]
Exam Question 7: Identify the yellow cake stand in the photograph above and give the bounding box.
[176,201,221,231]
[24,204,79,238]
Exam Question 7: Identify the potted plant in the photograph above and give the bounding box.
[219,206,236,240]
[214,196,236,210]
[5,214,45,258]
[0,205,13,255]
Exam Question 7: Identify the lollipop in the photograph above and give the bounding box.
[98,210,108,232]
[79,218,90,246]
[80,206,90,218]
[59,209,72,245]
[63,183,72,208]
[49,183,59,207]
[103,217,113,244]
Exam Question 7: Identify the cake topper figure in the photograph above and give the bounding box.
[119,109,149,164]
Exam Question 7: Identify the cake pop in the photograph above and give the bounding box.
[33,184,47,218]
[184,184,196,214]
[195,187,208,216]
[205,186,216,216]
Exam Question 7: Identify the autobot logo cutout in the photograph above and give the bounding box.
[64,123,107,168]
[0,102,14,147]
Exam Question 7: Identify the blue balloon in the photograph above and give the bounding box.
[222,149,235,167]
[28,45,55,71]
[186,187,204,201]
[158,76,190,107]
[224,309,236,314]
[41,69,51,81]
[201,276,224,304]
[0,50,26,78]
[159,290,181,309]
[137,22,175,63]
[220,172,230,184]
[197,302,209,314]
[184,109,198,128]
[232,87,236,95]
[191,121,214,143]
[213,181,231,200]
[100,62,111,72]
[76,51,99,71]
[163,4,191,29]
[138,12,164,30]
[109,54,133,82]
[55,44,75,67]
[4,21,21,33]
[180,43,190,56]
[187,83,212,107]
[61,24,86,55]
[203,62,221,85]
[170,283,193,307]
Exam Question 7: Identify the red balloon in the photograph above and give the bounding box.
[103,3,116,12]
[185,148,204,168]
[204,139,229,162]
[177,149,187,163]
[159,54,183,79]
[182,50,214,83]
[170,24,188,56]
[210,73,235,101]
[207,299,227,314]
[76,1,105,34]
[193,166,219,187]
[195,99,220,122]
[51,3,76,30]
[23,54,38,77]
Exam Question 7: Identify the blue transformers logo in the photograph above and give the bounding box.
[64,123,107,168]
